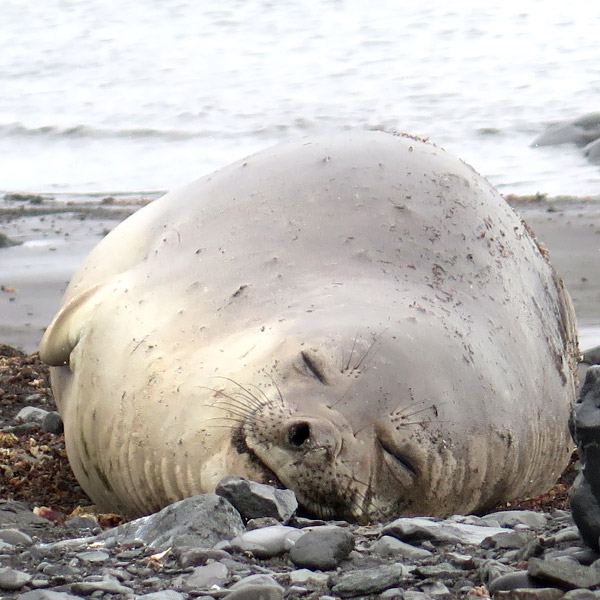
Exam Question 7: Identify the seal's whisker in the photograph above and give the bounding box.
[262,370,286,409]
[210,404,256,421]
[208,376,269,409]
[195,385,264,412]
[212,394,261,415]
[393,405,436,421]
[342,330,361,373]
[351,334,379,372]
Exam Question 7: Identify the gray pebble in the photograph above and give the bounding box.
[289,526,354,570]
[415,562,461,579]
[563,590,600,599]
[288,569,329,587]
[229,525,302,558]
[136,591,185,600]
[482,530,534,550]
[479,510,548,530]
[16,406,49,423]
[0,528,33,547]
[17,591,85,600]
[331,564,409,597]
[71,575,134,595]
[76,550,110,563]
[370,535,432,560]
[42,411,63,434]
[227,574,285,599]
[173,562,228,591]
[493,589,564,600]
[0,567,32,590]
[176,547,230,568]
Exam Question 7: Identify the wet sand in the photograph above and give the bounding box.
[1,193,599,354]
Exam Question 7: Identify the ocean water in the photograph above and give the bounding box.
[2,0,600,198]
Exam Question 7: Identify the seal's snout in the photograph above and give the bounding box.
[283,417,342,456]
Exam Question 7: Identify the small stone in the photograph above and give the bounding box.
[136,592,185,600]
[370,535,433,560]
[482,530,534,549]
[562,590,600,599]
[420,580,451,597]
[399,592,429,600]
[174,562,228,591]
[331,564,409,597]
[289,526,354,570]
[71,576,134,595]
[380,589,407,599]
[551,526,582,544]
[18,591,84,600]
[76,550,110,563]
[229,525,303,558]
[42,411,64,434]
[528,557,600,589]
[0,528,33,546]
[289,569,330,586]
[415,562,461,579]
[227,574,285,600]
[479,511,548,529]
[0,567,32,590]
[176,547,230,568]
[15,406,49,424]
[487,571,542,595]
[65,516,100,533]
[494,589,564,600]
[215,476,298,523]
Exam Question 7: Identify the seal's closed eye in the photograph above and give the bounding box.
[300,350,328,384]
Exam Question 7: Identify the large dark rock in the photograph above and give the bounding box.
[570,366,600,550]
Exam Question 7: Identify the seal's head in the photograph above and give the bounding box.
[221,337,427,523]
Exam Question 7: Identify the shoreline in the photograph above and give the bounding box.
[1,193,599,354]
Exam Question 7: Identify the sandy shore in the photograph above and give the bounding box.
[1,193,599,354]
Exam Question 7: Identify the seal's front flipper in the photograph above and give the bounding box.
[39,282,111,367]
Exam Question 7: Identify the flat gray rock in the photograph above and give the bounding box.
[479,510,548,530]
[382,517,507,546]
[99,494,244,550]
[70,575,134,595]
[17,591,85,600]
[136,592,185,600]
[370,535,432,560]
[528,557,600,590]
[331,564,409,597]
[0,567,32,591]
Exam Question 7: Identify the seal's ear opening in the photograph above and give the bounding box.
[39,282,109,367]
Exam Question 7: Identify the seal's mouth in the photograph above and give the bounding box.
[230,425,283,488]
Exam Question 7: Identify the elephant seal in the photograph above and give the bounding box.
[40,130,579,522]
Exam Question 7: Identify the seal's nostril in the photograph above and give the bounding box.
[288,422,311,447]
